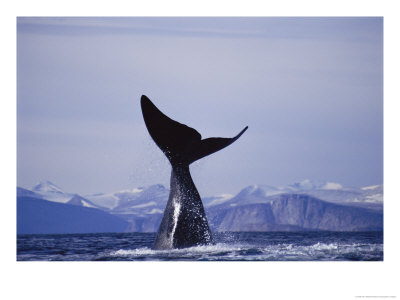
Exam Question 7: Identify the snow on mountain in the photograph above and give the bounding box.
[230,180,346,202]
[355,185,383,203]
[83,192,120,209]
[321,182,343,190]
[66,194,102,209]
[83,186,161,210]
[234,184,287,198]
[203,194,234,207]
[300,184,383,208]
[215,180,383,209]
[112,184,169,215]
[20,179,383,217]
[85,184,169,215]
[361,185,381,191]
[17,179,383,233]
[21,181,169,213]
[32,180,64,193]
[113,187,145,203]
[30,181,75,203]
[206,193,383,232]
[209,184,275,208]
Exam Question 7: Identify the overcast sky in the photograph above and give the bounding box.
[17,17,383,196]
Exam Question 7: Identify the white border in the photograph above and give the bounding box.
[2,1,399,300]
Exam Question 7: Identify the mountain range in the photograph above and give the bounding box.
[17,179,383,234]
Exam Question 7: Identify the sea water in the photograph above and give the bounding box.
[17,231,383,261]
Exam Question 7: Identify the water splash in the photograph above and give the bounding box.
[169,194,182,248]
[17,232,383,261]
[108,241,383,261]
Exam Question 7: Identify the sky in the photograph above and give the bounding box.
[17,17,383,196]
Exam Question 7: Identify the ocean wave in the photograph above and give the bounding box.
[107,241,383,261]
[18,232,383,261]
[110,243,249,257]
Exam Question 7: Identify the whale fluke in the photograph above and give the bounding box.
[189,126,248,164]
[140,95,247,249]
[141,95,248,165]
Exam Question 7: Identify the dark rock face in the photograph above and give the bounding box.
[270,194,382,231]
[206,194,383,232]
[210,203,275,231]
[270,194,328,228]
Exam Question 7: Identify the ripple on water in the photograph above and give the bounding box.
[17,232,383,261]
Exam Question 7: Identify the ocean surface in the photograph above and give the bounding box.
[17,231,383,261]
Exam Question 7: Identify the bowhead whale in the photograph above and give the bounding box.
[140,95,248,250]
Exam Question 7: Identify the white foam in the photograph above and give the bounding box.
[310,242,339,250]
[109,242,383,261]
[110,243,248,257]
[112,248,154,256]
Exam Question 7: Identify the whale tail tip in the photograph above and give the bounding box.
[141,95,248,165]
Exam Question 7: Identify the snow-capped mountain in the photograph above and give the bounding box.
[22,181,170,214]
[202,194,234,207]
[21,179,383,211]
[30,180,75,203]
[82,192,120,209]
[216,180,383,209]
[66,194,102,209]
[112,184,169,215]
[85,184,169,215]
[203,181,383,232]
[32,180,64,193]
[296,182,383,210]
[17,179,383,233]
[359,185,383,202]
[224,180,349,203]
[206,193,383,232]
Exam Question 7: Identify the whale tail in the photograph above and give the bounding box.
[141,95,248,166]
